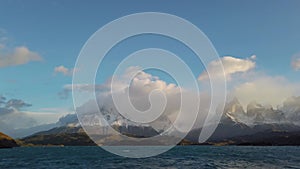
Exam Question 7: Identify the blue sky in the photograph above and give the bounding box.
[0,0,300,113]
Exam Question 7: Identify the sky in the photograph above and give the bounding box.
[1,0,300,131]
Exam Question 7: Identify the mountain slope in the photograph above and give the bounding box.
[0,132,19,148]
[186,97,300,144]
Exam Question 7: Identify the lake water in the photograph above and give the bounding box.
[0,146,299,168]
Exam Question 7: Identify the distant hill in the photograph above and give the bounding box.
[19,125,161,146]
[0,132,19,148]
[19,126,95,146]
[207,130,300,146]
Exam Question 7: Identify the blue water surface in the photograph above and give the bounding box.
[0,146,299,169]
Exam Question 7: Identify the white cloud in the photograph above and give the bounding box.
[110,66,182,113]
[291,55,300,71]
[198,56,255,81]
[0,30,42,68]
[54,65,76,76]
[74,66,182,113]
[60,66,176,98]
[0,46,42,68]
[198,55,300,109]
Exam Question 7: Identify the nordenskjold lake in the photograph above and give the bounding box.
[0,146,299,169]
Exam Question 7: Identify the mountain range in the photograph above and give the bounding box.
[15,96,300,146]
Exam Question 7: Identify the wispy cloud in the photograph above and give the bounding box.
[58,83,108,99]
[0,44,5,49]
[0,96,32,112]
[54,65,76,76]
[0,28,7,44]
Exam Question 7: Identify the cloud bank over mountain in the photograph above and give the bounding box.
[3,54,300,138]
[75,66,203,133]
[233,77,300,108]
